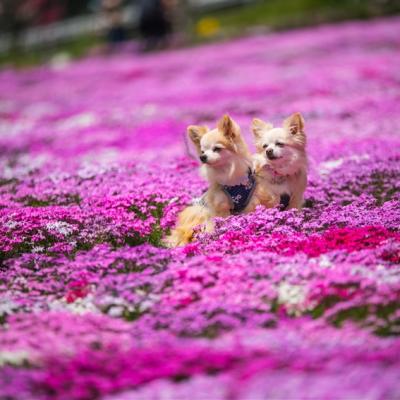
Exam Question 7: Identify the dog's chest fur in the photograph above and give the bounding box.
[259,165,301,198]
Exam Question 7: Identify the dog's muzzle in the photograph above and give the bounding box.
[266,149,277,160]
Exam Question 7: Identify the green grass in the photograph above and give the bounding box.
[199,0,400,33]
[0,35,100,68]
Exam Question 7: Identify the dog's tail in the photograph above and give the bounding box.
[164,204,210,247]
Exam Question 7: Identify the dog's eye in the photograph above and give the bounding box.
[262,144,268,149]
[213,147,222,153]
[276,142,284,147]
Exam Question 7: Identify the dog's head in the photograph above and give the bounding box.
[252,113,307,173]
[188,115,249,168]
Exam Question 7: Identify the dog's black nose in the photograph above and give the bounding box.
[266,149,275,159]
[199,155,207,163]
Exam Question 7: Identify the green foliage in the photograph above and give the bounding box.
[201,0,400,32]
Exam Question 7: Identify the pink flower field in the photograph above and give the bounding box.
[1,16,400,400]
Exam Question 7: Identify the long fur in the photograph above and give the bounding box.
[165,115,273,247]
[252,112,308,210]
[164,204,211,247]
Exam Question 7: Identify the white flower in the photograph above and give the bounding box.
[57,112,97,131]
[277,282,309,316]
[50,294,99,315]
[319,255,332,268]
[46,221,74,236]
[32,246,44,253]
[0,297,18,317]
[2,154,47,180]
[108,305,125,317]
[77,163,108,180]
[319,154,369,175]
[0,351,30,367]
[5,221,18,229]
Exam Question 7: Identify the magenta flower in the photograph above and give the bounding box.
[1,16,400,400]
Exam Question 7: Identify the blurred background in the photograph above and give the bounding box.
[1,0,399,67]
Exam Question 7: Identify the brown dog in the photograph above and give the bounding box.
[165,115,272,247]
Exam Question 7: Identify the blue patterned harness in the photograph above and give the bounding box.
[221,169,257,214]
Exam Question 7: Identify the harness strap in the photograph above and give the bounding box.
[222,168,257,214]
[279,193,290,211]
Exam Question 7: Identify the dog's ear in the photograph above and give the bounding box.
[217,114,240,140]
[187,125,208,149]
[252,118,273,138]
[284,112,305,135]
